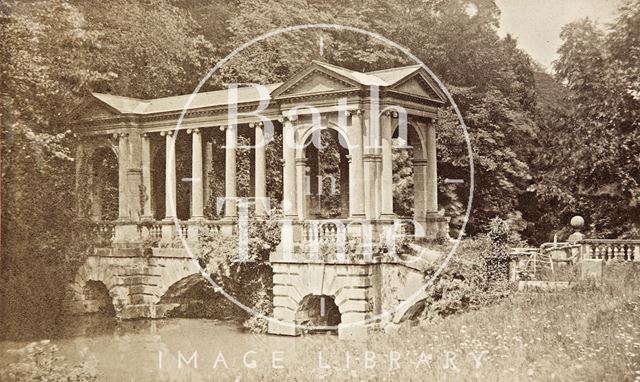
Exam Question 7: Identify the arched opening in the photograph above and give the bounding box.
[295,294,341,332]
[82,280,115,316]
[392,124,425,221]
[158,274,245,319]
[303,128,350,219]
[88,147,118,221]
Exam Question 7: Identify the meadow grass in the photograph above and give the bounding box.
[223,263,639,381]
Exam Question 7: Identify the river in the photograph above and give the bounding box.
[0,316,343,381]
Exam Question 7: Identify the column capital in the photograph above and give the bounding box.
[159,130,173,137]
[218,125,228,131]
[249,121,265,128]
[283,113,298,122]
[112,132,129,139]
[186,128,200,135]
[141,132,150,138]
[383,110,399,118]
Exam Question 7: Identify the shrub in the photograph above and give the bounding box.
[484,217,513,282]
[196,208,282,333]
[0,341,96,382]
[415,235,511,321]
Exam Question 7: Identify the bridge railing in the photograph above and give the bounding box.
[94,219,231,245]
[579,239,640,262]
[94,221,115,244]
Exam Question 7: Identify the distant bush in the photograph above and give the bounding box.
[484,217,514,282]
[0,341,96,382]
[414,235,512,321]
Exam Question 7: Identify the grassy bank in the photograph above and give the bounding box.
[223,263,639,381]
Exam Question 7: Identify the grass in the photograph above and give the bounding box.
[219,263,640,381]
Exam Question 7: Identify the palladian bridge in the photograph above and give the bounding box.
[68,61,451,339]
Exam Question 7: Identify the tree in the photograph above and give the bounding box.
[218,0,539,237]
[535,1,640,238]
[0,0,215,337]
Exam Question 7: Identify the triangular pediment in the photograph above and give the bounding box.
[390,72,446,103]
[272,64,361,99]
[68,98,122,123]
[83,99,121,119]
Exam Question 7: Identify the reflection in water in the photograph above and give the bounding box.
[0,316,339,381]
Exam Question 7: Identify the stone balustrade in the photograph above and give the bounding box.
[579,239,640,262]
[95,221,115,243]
[97,219,230,248]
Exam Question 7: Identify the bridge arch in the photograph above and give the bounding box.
[67,253,202,319]
[295,294,341,332]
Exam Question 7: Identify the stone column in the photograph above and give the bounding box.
[204,138,213,211]
[362,110,378,220]
[116,132,129,220]
[162,131,176,219]
[282,117,297,218]
[296,157,307,219]
[380,111,394,218]
[348,110,365,218]
[141,133,153,219]
[421,121,449,240]
[223,125,237,218]
[254,122,267,216]
[189,128,204,220]
[425,122,438,214]
[126,132,143,221]
[279,116,300,259]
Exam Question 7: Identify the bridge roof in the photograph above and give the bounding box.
[314,61,422,87]
[92,83,283,115]
[86,61,437,117]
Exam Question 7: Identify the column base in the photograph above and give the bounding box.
[219,218,236,236]
[416,213,450,241]
[161,219,177,241]
[114,223,141,243]
[187,218,204,240]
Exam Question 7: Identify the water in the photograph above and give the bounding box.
[0,316,338,381]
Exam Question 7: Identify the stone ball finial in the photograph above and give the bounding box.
[570,215,584,230]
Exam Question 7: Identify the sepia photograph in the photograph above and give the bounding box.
[1,0,639,380]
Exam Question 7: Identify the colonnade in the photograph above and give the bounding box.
[107,112,439,235]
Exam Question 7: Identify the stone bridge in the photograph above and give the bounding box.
[68,61,453,338]
[66,247,201,319]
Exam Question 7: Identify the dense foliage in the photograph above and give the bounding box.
[0,340,96,381]
[534,1,640,239]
